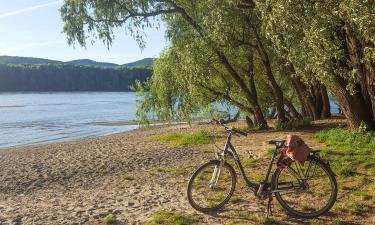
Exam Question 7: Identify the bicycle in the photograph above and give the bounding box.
[187,120,337,218]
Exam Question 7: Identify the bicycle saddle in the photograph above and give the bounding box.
[268,140,285,148]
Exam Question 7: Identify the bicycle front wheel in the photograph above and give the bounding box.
[187,160,236,212]
[271,156,337,218]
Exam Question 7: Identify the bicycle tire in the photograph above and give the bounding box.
[271,156,337,218]
[187,160,236,212]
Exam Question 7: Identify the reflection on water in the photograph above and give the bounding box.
[0,92,139,148]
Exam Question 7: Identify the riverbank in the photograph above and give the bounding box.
[0,119,373,224]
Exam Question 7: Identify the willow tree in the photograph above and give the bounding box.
[259,0,375,129]
[61,0,303,128]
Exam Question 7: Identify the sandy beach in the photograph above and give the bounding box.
[0,120,372,225]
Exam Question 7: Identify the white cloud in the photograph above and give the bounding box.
[0,1,62,19]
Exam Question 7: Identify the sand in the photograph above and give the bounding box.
[0,119,368,224]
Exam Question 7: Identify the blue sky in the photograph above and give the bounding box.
[0,0,167,64]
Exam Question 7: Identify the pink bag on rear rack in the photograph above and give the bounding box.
[284,135,310,164]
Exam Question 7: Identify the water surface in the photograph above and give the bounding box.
[0,92,340,148]
[0,92,138,148]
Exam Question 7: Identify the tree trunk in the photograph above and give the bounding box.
[285,99,302,119]
[367,64,375,121]
[255,34,287,123]
[285,63,330,120]
[246,48,268,129]
[332,76,375,129]
[339,25,375,129]
[345,28,375,125]
[245,115,254,127]
[321,86,331,118]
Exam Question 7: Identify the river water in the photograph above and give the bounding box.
[0,92,339,148]
[0,92,139,148]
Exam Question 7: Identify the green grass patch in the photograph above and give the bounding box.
[121,175,134,181]
[149,211,199,225]
[313,127,375,178]
[229,195,243,204]
[154,131,211,146]
[314,127,375,152]
[257,217,287,225]
[313,126,375,217]
[103,214,117,224]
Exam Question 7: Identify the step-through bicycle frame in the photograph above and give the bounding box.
[216,129,301,199]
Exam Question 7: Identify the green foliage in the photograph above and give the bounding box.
[154,131,211,146]
[149,211,199,225]
[60,0,375,130]
[103,214,117,224]
[359,121,369,133]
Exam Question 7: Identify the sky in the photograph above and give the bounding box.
[0,0,167,64]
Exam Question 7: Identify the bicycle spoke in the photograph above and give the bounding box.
[274,159,336,217]
[188,161,235,211]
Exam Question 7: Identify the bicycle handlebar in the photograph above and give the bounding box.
[211,119,247,137]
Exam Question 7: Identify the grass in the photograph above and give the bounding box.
[121,175,134,181]
[103,214,117,224]
[313,127,375,177]
[153,130,211,146]
[223,212,286,225]
[229,195,243,204]
[313,127,375,216]
[149,211,200,225]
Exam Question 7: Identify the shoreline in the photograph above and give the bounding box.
[0,120,371,224]
[0,121,192,150]
[0,122,198,224]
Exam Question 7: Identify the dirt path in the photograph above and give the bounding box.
[0,120,369,224]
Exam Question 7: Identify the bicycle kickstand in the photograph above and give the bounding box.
[266,195,273,217]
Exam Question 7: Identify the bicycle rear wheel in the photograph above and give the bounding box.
[187,160,236,212]
[271,156,337,218]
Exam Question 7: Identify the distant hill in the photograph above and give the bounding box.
[122,58,154,68]
[0,56,154,92]
[67,59,119,68]
[0,55,155,68]
[0,56,62,65]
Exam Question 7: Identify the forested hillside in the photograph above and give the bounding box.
[0,63,151,92]
[66,59,118,68]
[122,58,154,68]
[0,56,62,65]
